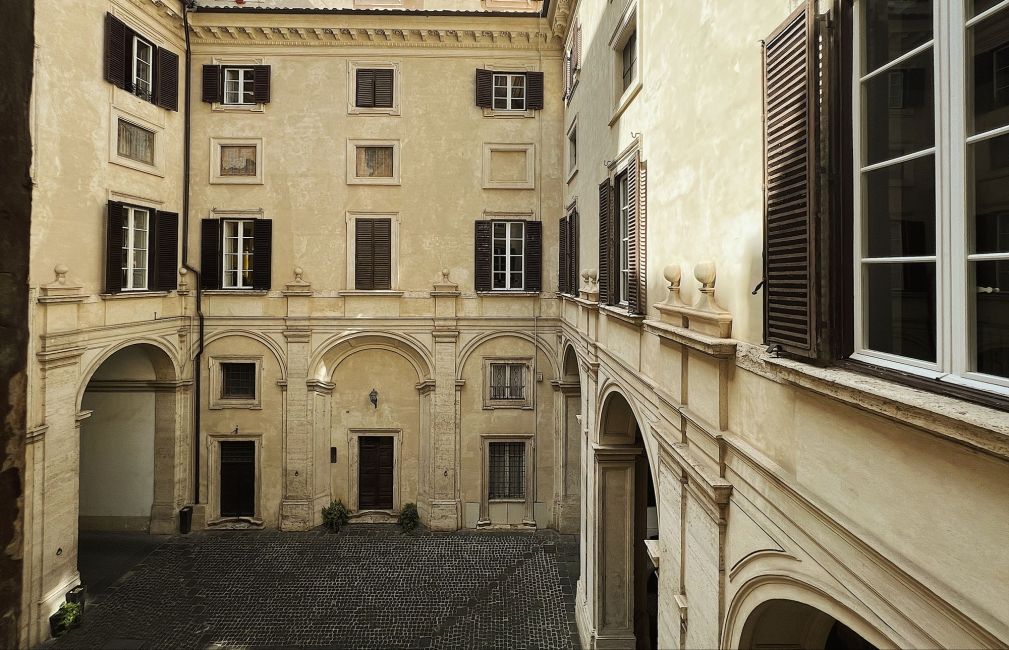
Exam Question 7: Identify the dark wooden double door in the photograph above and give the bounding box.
[358,436,394,510]
[220,440,255,518]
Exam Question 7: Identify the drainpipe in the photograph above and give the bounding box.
[181,0,204,505]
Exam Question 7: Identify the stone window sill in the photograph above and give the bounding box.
[339,290,405,297]
[600,304,645,326]
[100,291,170,300]
[477,291,541,297]
[203,290,269,296]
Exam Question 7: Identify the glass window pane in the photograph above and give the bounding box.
[968,9,1009,135]
[971,0,1006,17]
[864,155,936,257]
[863,0,933,74]
[510,272,523,288]
[971,134,1009,254]
[864,262,936,362]
[974,259,1009,377]
[133,269,145,288]
[864,50,934,165]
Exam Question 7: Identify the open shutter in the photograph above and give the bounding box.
[374,219,392,290]
[575,25,583,72]
[637,160,648,313]
[202,65,222,103]
[569,210,580,295]
[355,219,375,290]
[252,219,273,291]
[154,211,179,291]
[475,69,493,108]
[558,216,570,294]
[763,1,819,357]
[525,221,542,293]
[527,71,545,110]
[564,51,573,100]
[374,69,394,108]
[104,13,127,89]
[626,156,641,313]
[474,220,492,292]
[156,49,179,111]
[200,219,221,290]
[598,180,612,305]
[105,202,125,294]
[356,69,375,108]
[252,65,271,104]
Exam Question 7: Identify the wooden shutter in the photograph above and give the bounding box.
[626,156,641,313]
[475,69,493,108]
[156,49,179,111]
[598,180,612,304]
[564,51,573,100]
[356,69,375,108]
[252,65,271,104]
[474,220,492,292]
[252,219,273,291]
[104,13,127,89]
[527,71,545,110]
[105,201,125,294]
[200,219,221,290]
[374,69,394,108]
[575,25,583,72]
[525,221,542,293]
[763,1,819,357]
[373,219,392,290]
[202,65,222,103]
[354,218,391,291]
[558,216,570,294]
[569,210,580,295]
[154,211,179,291]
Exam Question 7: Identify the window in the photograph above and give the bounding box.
[490,363,526,400]
[104,14,178,110]
[488,442,525,500]
[211,138,263,185]
[475,69,544,114]
[121,207,149,291]
[609,3,640,117]
[347,139,401,185]
[223,220,255,289]
[598,151,646,313]
[354,218,392,291]
[494,73,526,111]
[568,124,578,177]
[200,218,272,292]
[621,32,637,91]
[221,362,256,399]
[475,218,542,293]
[132,35,153,99]
[559,209,579,296]
[617,171,631,305]
[995,45,1009,106]
[355,68,395,108]
[220,145,257,177]
[117,119,154,166]
[493,221,525,290]
[223,68,255,105]
[564,23,582,101]
[356,146,394,178]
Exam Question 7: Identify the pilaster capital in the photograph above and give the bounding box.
[37,346,85,369]
[307,379,335,395]
[432,330,459,342]
[416,379,436,396]
[283,329,311,343]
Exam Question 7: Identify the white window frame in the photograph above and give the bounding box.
[211,57,266,113]
[617,171,631,306]
[851,0,1009,395]
[347,61,401,116]
[121,206,149,292]
[609,1,641,124]
[493,73,527,111]
[132,35,154,100]
[567,117,579,182]
[209,356,263,410]
[223,67,255,105]
[210,137,264,185]
[491,220,526,291]
[346,139,401,185]
[222,219,256,290]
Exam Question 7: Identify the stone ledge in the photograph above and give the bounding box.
[599,305,644,326]
[99,291,170,300]
[643,319,737,359]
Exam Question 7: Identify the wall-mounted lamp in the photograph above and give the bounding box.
[369,389,378,409]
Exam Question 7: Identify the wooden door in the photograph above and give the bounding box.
[220,440,255,517]
[358,436,394,510]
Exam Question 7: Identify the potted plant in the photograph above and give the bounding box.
[398,502,420,533]
[49,601,82,638]
[321,499,350,532]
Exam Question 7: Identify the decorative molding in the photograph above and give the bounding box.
[655,262,733,338]
[189,24,556,49]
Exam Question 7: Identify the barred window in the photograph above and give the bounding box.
[221,362,256,399]
[488,442,525,500]
[490,363,525,400]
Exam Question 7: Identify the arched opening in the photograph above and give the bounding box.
[740,599,880,650]
[557,346,582,533]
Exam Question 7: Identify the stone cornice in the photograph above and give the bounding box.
[189,24,557,49]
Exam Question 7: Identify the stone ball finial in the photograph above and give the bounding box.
[587,269,598,281]
[294,266,304,281]
[54,264,68,284]
[663,264,681,286]
[694,261,717,289]
[178,267,188,276]
[581,269,589,281]
[441,268,450,281]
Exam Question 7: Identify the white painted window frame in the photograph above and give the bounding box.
[608,0,641,125]
[491,220,526,291]
[211,57,266,113]
[122,206,149,292]
[109,106,165,176]
[617,170,631,306]
[851,0,1009,395]
[222,218,255,290]
[493,72,527,111]
[567,117,579,183]
[223,67,255,105]
[132,35,154,99]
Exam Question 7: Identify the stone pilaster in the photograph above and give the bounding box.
[281,268,314,530]
[428,270,460,530]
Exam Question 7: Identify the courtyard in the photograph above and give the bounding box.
[51,526,580,649]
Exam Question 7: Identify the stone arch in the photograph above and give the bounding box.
[724,574,900,650]
[456,330,559,381]
[202,330,288,380]
[555,341,584,534]
[561,341,582,383]
[310,332,434,383]
[77,338,180,411]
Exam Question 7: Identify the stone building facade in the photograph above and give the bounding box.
[18,0,1009,648]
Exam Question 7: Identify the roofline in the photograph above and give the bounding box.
[193,6,545,18]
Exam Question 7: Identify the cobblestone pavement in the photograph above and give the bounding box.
[51,525,580,649]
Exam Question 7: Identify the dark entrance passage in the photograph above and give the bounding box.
[359,436,394,509]
[220,441,255,517]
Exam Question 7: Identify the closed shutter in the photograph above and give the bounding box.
[252,65,271,104]
[374,69,394,108]
[104,13,128,89]
[527,71,545,110]
[525,221,542,293]
[202,65,222,103]
[475,69,493,108]
[354,218,391,290]
[763,1,819,357]
[373,218,392,290]
[356,69,375,108]
[200,219,221,290]
[154,211,179,291]
[105,201,125,294]
[598,180,612,305]
[569,210,580,295]
[252,219,273,291]
[559,216,570,294]
[155,49,179,111]
[474,220,492,292]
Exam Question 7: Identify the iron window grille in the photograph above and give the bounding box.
[489,363,526,400]
[221,362,256,399]
[488,441,525,500]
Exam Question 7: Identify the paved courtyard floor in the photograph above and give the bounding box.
[51,525,580,649]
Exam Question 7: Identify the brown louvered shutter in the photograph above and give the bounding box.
[105,202,125,293]
[576,25,583,72]
[374,69,394,108]
[373,219,392,290]
[525,221,542,292]
[474,220,492,292]
[475,69,493,108]
[763,1,819,357]
[634,156,648,313]
[569,210,579,295]
[156,49,179,111]
[355,219,375,290]
[104,13,128,89]
[356,69,376,108]
[252,65,271,103]
[626,156,641,313]
[564,51,573,100]
[200,219,221,290]
[154,211,179,291]
[202,65,222,103]
[527,71,545,110]
[598,180,612,305]
[252,219,272,291]
[559,216,570,294]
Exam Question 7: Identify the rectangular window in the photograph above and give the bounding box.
[493,73,527,111]
[221,362,256,399]
[223,67,255,105]
[488,441,525,500]
[355,146,395,178]
[220,145,257,177]
[355,68,395,108]
[621,32,637,91]
[132,35,153,99]
[354,218,393,291]
[223,219,255,289]
[616,171,631,305]
[121,206,149,291]
[492,221,525,290]
[568,126,578,174]
[117,119,154,165]
[489,363,526,400]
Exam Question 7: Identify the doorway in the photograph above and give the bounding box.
[359,436,394,510]
[220,440,255,517]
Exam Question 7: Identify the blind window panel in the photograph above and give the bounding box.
[220,145,257,177]
[488,442,525,500]
[356,146,395,178]
[117,119,154,165]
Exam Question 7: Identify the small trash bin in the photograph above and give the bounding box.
[179,506,193,534]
